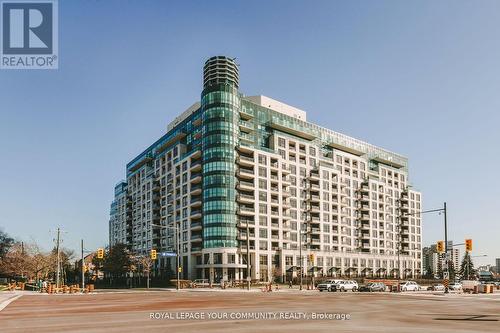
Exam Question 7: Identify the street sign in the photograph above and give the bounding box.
[443,271,449,280]
[160,252,177,257]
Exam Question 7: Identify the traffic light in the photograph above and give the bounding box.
[436,241,444,253]
[465,239,472,252]
[97,248,104,259]
[309,254,314,262]
[150,249,157,260]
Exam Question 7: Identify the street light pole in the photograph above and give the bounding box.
[81,239,85,291]
[401,203,450,292]
[299,229,302,291]
[443,202,449,294]
[152,223,180,290]
[246,221,250,291]
[55,227,61,289]
[397,196,401,282]
[176,221,180,291]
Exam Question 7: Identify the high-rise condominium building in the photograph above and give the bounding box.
[109,56,422,283]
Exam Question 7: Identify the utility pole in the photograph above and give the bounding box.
[443,202,449,294]
[55,227,61,288]
[81,239,85,291]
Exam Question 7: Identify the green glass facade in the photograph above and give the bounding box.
[201,57,240,248]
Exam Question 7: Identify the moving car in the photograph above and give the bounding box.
[359,282,386,292]
[333,280,358,292]
[427,283,445,291]
[400,281,420,291]
[449,282,462,291]
[317,279,344,292]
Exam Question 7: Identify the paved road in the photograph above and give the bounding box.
[0,290,499,333]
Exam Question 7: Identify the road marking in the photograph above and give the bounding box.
[0,294,22,312]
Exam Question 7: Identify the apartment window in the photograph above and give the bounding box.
[278,149,286,159]
[259,216,267,226]
[259,167,267,177]
[278,137,286,148]
[211,253,221,264]
[258,154,267,165]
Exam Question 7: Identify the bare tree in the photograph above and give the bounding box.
[133,255,154,288]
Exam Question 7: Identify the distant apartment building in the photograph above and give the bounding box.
[422,241,459,277]
[109,56,423,282]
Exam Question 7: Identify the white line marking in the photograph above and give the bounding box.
[0,294,22,312]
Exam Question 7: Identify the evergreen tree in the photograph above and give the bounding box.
[459,252,476,280]
[102,243,132,278]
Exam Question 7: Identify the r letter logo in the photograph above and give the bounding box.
[1,0,58,69]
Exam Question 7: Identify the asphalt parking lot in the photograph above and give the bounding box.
[1,289,499,333]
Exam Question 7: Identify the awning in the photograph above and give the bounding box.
[308,266,323,272]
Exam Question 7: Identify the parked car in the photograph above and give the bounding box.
[317,279,344,292]
[400,281,420,291]
[359,282,386,292]
[449,282,462,291]
[333,280,358,292]
[427,283,445,291]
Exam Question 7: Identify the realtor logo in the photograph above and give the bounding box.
[1,0,58,69]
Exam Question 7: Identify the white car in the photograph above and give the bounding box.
[317,279,344,292]
[400,281,420,291]
[449,282,462,291]
[335,280,359,292]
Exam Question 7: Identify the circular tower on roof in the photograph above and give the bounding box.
[200,56,241,250]
[203,56,239,89]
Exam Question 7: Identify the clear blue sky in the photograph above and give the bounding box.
[1,1,499,266]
